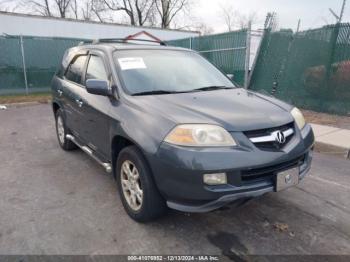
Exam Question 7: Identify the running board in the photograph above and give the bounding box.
[66,134,112,173]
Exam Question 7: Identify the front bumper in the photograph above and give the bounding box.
[146,124,314,213]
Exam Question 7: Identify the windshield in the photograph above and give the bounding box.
[113,50,235,95]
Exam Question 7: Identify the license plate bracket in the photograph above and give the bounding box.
[276,167,300,192]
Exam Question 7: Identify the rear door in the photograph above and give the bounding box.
[61,53,88,139]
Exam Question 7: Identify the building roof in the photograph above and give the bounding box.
[0,11,199,34]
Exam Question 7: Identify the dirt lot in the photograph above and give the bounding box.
[0,93,51,105]
[0,104,350,258]
[303,110,350,130]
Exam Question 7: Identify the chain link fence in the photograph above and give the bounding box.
[0,35,86,95]
[167,30,249,86]
[1,32,249,94]
[249,23,350,115]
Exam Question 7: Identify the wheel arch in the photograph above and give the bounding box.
[52,102,60,115]
[111,135,137,179]
[111,135,159,184]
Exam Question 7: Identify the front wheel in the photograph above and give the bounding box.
[116,146,167,222]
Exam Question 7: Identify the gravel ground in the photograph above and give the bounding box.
[303,109,350,130]
[0,104,349,258]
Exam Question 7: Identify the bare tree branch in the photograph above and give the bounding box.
[101,0,156,26]
[155,0,190,28]
[220,1,259,32]
[0,0,20,11]
[70,0,78,18]
[237,12,258,29]
[52,0,71,18]
[220,3,235,31]
[25,0,53,16]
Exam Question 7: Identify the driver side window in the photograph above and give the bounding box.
[85,55,109,83]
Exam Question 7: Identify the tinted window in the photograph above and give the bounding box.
[114,50,235,95]
[86,55,109,82]
[65,55,87,84]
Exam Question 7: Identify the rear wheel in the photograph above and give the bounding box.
[116,146,167,222]
[55,109,77,151]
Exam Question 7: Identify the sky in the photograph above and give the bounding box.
[193,0,350,33]
[1,0,349,33]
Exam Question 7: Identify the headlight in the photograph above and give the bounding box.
[291,107,306,130]
[164,124,237,147]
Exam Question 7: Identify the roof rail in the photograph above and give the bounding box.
[92,38,167,46]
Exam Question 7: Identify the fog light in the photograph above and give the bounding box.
[203,173,227,185]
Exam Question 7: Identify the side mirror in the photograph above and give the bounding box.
[86,79,112,96]
[227,74,234,80]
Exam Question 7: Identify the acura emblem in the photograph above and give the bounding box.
[285,174,292,184]
[275,131,286,144]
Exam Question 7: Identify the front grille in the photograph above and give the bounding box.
[241,155,305,183]
[244,122,295,151]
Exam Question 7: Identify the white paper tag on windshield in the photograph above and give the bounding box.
[118,57,146,70]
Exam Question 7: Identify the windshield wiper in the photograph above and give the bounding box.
[132,86,234,96]
[191,86,234,92]
[132,90,184,96]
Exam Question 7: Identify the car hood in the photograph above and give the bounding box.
[128,88,294,132]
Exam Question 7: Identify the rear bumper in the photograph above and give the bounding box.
[146,124,314,212]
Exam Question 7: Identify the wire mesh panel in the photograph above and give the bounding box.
[249,23,350,115]
[167,30,248,86]
[0,36,86,95]
[0,36,25,93]
[23,36,85,92]
[167,37,192,49]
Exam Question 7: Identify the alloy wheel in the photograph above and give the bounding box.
[57,116,65,144]
[120,160,143,211]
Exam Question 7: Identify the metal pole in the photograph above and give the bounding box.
[20,35,29,95]
[247,29,265,89]
[244,22,252,89]
[296,19,301,33]
[339,0,347,23]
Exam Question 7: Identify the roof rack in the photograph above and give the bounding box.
[91,38,167,46]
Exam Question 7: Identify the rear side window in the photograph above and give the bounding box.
[86,55,109,82]
[65,55,87,84]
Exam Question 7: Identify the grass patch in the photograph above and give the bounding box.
[0,93,51,104]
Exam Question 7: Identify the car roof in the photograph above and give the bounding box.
[73,42,192,53]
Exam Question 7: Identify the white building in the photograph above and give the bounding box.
[0,11,199,41]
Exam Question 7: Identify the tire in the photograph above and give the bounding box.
[55,108,77,151]
[116,146,167,222]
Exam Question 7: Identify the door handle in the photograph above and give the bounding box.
[75,99,83,108]
[57,89,63,97]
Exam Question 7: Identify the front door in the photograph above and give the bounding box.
[79,52,112,160]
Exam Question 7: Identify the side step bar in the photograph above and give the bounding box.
[66,134,112,173]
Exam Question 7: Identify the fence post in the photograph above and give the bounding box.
[248,29,266,89]
[20,35,29,95]
[325,23,340,90]
[244,22,252,89]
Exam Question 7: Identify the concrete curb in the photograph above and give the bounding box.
[314,141,350,159]
[311,124,350,160]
